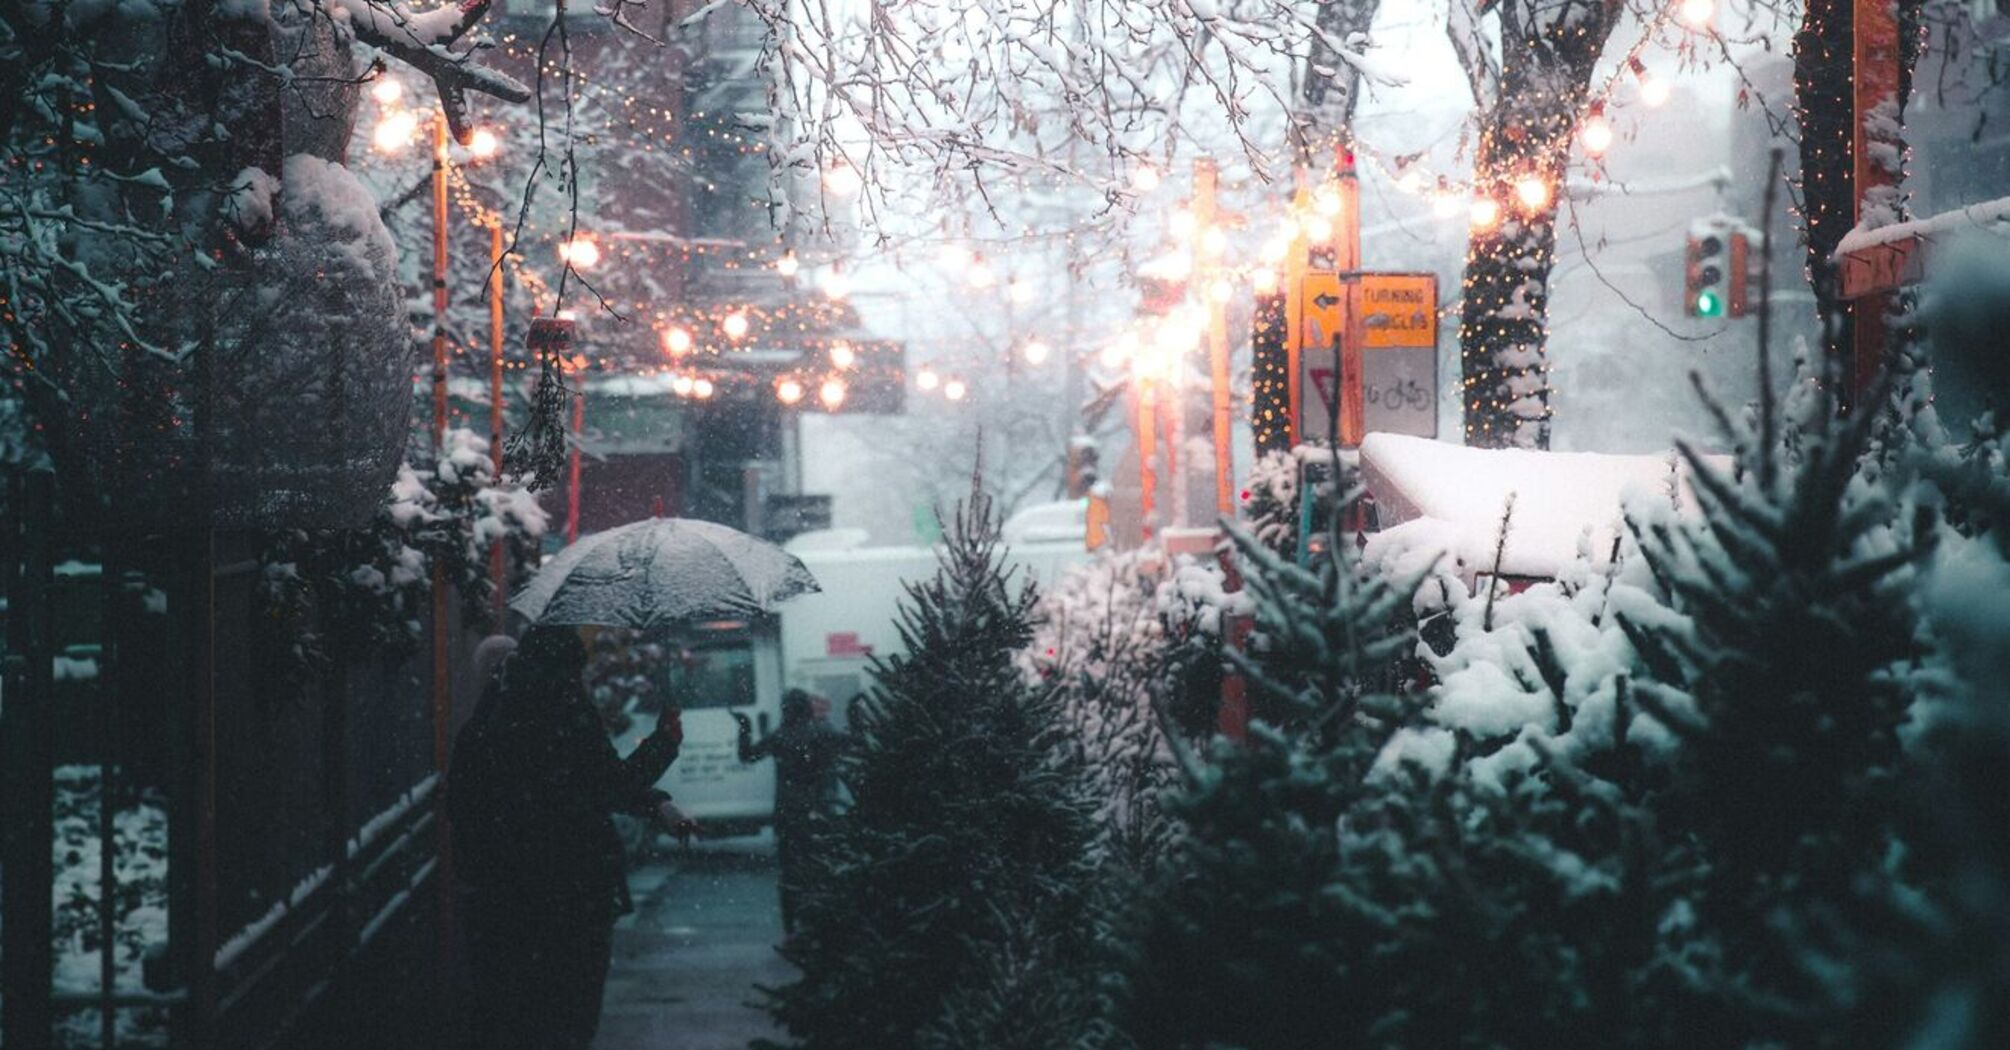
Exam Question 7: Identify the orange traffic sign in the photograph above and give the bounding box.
[1358,273,1437,348]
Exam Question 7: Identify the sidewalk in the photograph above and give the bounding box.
[598,834,792,1050]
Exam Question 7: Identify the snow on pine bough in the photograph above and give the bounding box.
[509,517,822,629]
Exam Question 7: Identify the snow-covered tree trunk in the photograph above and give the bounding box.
[1290,0,1381,164]
[1457,0,1621,450]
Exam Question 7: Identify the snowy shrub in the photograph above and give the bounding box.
[255,428,547,679]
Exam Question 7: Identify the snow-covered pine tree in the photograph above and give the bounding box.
[1617,364,1937,1039]
[757,486,1102,1050]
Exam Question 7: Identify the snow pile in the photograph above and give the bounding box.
[1359,432,1725,578]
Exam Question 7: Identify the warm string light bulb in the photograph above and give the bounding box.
[1581,114,1614,156]
[1677,0,1714,28]
[776,377,805,405]
[371,78,404,106]
[775,250,800,278]
[692,377,716,400]
[823,160,863,196]
[721,311,750,340]
[915,367,941,391]
[1640,76,1671,108]
[829,342,856,369]
[1470,196,1503,231]
[1131,164,1161,192]
[662,326,693,357]
[819,377,848,410]
[966,257,997,289]
[559,236,600,270]
[467,127,500,160]
[1021,339,1051,366]
[819,268,851,300]
[1252,267,1279,294]
[373,110,419,153]
[942,378,968,402]
[1513,174,1553,211]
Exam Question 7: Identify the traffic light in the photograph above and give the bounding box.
[1686,226,1729,318]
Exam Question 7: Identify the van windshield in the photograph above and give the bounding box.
[662,639,757,710]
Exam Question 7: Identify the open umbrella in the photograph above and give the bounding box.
[510,518,821,628]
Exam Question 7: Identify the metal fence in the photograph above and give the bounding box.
[2,471,472,1050]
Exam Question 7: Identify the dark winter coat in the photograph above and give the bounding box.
[738,716,843,831]
[448,676,680,918]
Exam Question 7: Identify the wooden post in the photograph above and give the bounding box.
[428,109,456,991]
[1334,146,1365,447]
[489,222,508,622]
[1136,381,1158,543]
[1284,183,1311,447]
[1195,158,1235,517]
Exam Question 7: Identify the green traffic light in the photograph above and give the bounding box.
[1695,290,1724,317]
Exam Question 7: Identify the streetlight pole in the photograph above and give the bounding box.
[427,108,454,991]
[489,221,507,622]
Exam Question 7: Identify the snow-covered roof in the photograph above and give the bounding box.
[1359,433,1729,579]
[1002,499,1087,546]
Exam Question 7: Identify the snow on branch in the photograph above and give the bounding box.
[336,0,532,144]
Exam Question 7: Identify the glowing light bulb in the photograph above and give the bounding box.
[937,243,972,274]
[1305,215,1335,243]
[823,160,863,196]
[1252,267,1279,294]
[829,342,856,369]
[1513,174,1553,211]
[1131,164,1161,192]
[1470,196,1503,231]
[1170,209,1198,240]
[721,311,750,340]
[1208,278,1233,304]
[662,326,693,356]
[943,378,968,402]
[467,127,500,159]
[370,78,404,106]
[819,377,847,410]
[966,257,996,289]
[1007,278,1034,304]
[1434,193,1465,219]
[819,268,851,300]
[1397,170,1426,194]
[1102,331,1139,370]
[1678,0,1714,28]
[372,110,419,153]
[1314,185,1344,217]
[1581,116,1614,156]
[672,374,695,397]
[776,377,805,405]
[692,377,715,400]
[559,236,600,270]
[776,251,800,278]
[1640,76,1671,108]
[1260,236,1290,264]
[1021,339,1051,366]
[916,367,941,391]
[1200,226,1228,258]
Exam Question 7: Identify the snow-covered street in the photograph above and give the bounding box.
[600,838,789,1050]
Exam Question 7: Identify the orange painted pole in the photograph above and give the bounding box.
[1137,380,1158,542]
[1335,146,1365,447]
[489,222,508,622]
[428,110,455,987]
[1284,182,1311,447]
[566,389,585,545]
[1196,158,1234,517]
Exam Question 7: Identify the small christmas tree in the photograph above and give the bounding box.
[758,484,1101,1049]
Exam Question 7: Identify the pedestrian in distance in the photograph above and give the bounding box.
[733,689,844,935]
[447,626,696,1050]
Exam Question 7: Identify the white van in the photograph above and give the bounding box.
[611,619,784,834]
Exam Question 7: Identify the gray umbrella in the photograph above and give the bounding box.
[510,518,821,628]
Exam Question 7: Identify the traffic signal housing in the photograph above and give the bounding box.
[1686,218,1761,319]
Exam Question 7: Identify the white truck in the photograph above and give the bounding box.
[623,503,1093,831]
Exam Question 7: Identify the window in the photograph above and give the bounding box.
[662,638,756,710]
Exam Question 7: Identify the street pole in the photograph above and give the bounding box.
[567,387,585,545]
[1284,180,1311,447]
[488,221,507,622]
[1334,145,1365,447]
[1195,157,1234,517]
[1136,379,1157,543]
[427,110,454,989]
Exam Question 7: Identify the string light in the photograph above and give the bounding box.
[776,377,805,405]
[915,366,941,391]
[1640,75,1671,108]
[559,236,601,270]
[672,374,695,397]
[721,310,750,340]
[823,161,863,196]
[371,78,404,106]
[662,326,693,356]
[1304,215,1335,243]
[1131,164,1161,192]
[1021,339,1051,366]
[1170,208,1198,240]
[966,256,997,289]
[1199,226,1228,258]
[1581,113,1614,156]
[373,110,419,153]
[1433,194,1466,219]
[1208,278,1233,304]
[1313,185,1344,217]
[692,377,716,400]
[937,243,972,274]
[829,341,856,369]
[1007,278,1034,305]
[819,268,851,300]
[1513,174,1553,212]
[942,378,968,401]
[776,250,800,278]
[1677,0,1714,28]
[1252,267,1279,294]
[467,127,501,160]
[818,377,847,410]
[1470,196,1503,231]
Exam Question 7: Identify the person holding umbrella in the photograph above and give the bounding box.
[448,626,694,1050]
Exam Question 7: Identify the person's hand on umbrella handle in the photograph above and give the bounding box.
[656,799,700,844]
[730,710,752,734]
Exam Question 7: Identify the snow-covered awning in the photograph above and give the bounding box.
[1359,433,1730,579]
